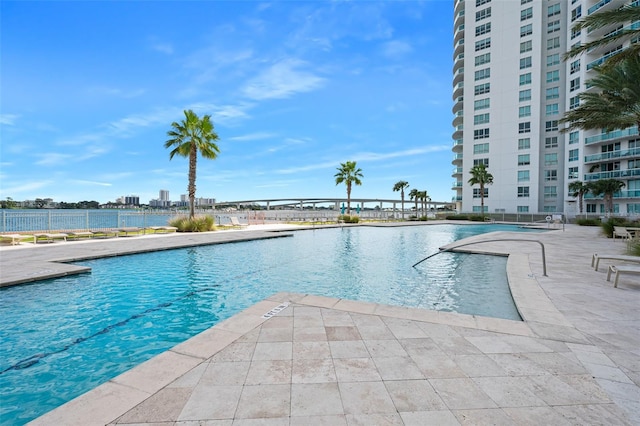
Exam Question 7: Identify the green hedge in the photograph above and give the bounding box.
[169,215,216,232]
[338,215,360,223]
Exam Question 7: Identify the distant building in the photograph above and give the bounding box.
[123,195,140,206]
[149,190,171,208]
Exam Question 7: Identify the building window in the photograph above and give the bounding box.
[519,56,532,69]
[547,20,561,33]
[519,122,531,134]
[546,87,559,99]
[474,158,489,167]
[570,77,580,91]
[521,0,532,3]
[571,28,581,40]
[473,143,490,154]
[519,106,531,117]
[475,37,491,51]
[518,170,530,182]
[544,186,558,198]
[521,7,533,21]
[473,188,489,198]
[518,186,530,197]
[517,205,529,212]
[546,103,559,115]
[546,70,560,82]
[545,153,558,165]
[518,138,530,150]
[476,7,492,22]
[474,68,491,81]
[568,166,579,179]
[545,170,558,181]
[474,82,491,95]
[545,137,558,148]
[571,5,582,22]
[475,53,491,66]
[520,24,533,37]
[547,37,560,50]
[519,73,532,85]
[474,113,490,125]
[569,96,580,109]
[520,40,532,53]
[547,3,561,16]
[519,89,531,102]
[476,0,491,6]
[570,59,580,74]
[547,53,560,66]
[569,148,579,161]
[474,128,490,140]
[586,204,597,213]
[569,131,579,144]
[474,98,490,110]
[518,154,530,165]
[476,22,491,36]
[546,120,559,131]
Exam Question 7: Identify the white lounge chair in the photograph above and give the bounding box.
[146,226,178,233]
[230,217,248,227]
[592,253,640,271]
[607,265,640,288]
[613,226,632,240]
[34,233,68,243]
[67,231,95,240]
[0,234,34,245]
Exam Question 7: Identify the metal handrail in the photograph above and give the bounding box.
[412,238,547,277]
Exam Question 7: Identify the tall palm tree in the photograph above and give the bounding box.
[588,179,626,215]
[560,55,640,132]
[568,181,590,214]
[334,161,363,216]
[409,188,419,217]
[418,190,430,217]
[392,180,410,219]
[165,109,220,220]
[565,4,640,66]
[468,164,493,218]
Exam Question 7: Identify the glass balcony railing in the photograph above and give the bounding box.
[584,169,640,181]
[584,126,638,145]
[584,190,640,199]
[588,0,611,15]
[584,148,640,163]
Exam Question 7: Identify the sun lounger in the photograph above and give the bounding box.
[146,226,178,233]
[0,234,34,245]
[613,226,632,240]
[592,253,640,271]
[67,231,95,240]
[34,233,68,243]
[117,227,141,237]
[230,217,248,227]
[607,265,640,288]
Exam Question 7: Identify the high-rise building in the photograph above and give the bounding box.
[159,190,170,201]
[452,0,639,216]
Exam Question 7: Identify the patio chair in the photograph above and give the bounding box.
[592,253,640,271]
[613,226,632,240]
[34,233,68,243]
[230,217,248,227]
[607,265,640,288]
[0,234,34,245]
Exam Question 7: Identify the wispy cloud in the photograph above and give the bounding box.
[228,132,277,142]
[0,114,19,125]
[152,43,174,55]
[87,86,146,99]
[242,58,326,100]
[70,179,113,187]
[381,40,413,59]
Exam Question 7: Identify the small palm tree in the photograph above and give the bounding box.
[588,179,625,216]
[334,161,363,216]
[418,190,430,217]
[468,164,493,218]
[392,180,410,219]
[568,181,590,214]
[165,109,220,220]
[560,55,640,132]
[409,188,419,217]
[565,4,640,66]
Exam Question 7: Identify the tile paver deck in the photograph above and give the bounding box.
[1,222,638,425]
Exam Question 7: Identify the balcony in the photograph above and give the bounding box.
[584,168,640,181]
[452,181,463,189]
[452,138,463,153]
[585,126,639,145]
[584,148,640,163]
[584,190,640,199]
[452,166,463,175]
[588,0,612,15]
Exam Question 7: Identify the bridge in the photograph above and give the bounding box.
[215,197,454,212]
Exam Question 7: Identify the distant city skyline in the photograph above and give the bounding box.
[1,1,454,205]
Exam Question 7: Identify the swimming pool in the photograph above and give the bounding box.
[0,224,538,424]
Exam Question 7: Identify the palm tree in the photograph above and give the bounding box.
[560,55,640,132]
[565,4,640,66]
[588,179,625,215]
[568,181,590,214]
[334,161,363,216]
[418,190,430,217]
[409,188,419,218]
[165,109,220,220]
[392,180,410,219]
[468,164,493,218]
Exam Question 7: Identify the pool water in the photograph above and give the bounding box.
[0,224,537,424]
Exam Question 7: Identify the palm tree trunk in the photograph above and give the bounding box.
[189,147,197,220]
[480,184,485,218]
[401,192,404,220]
[346,184,351,216]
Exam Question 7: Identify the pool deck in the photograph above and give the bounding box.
[2,222,639,425]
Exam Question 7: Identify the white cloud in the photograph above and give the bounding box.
[152,43,174,55]
[381,40,413,59]
[70,179,113,187]
[228,132,277,142]
[87,86,146,99]
[0,114,19,125]
[242,58,326,100]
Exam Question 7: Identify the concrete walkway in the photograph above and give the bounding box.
[2,223,638,425]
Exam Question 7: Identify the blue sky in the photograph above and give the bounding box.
[1,1,454,205]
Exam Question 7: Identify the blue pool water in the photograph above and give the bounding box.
[0,224,539,424]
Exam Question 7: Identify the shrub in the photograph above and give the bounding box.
[628,240,640,256]
[601,217,631,238]
[468,215,485,222]
[338,215,360,223]
[169,215,216,232]
[575,218,601,226]
[446,215,468,220]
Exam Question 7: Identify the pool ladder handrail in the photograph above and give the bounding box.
[412,238,547,277]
